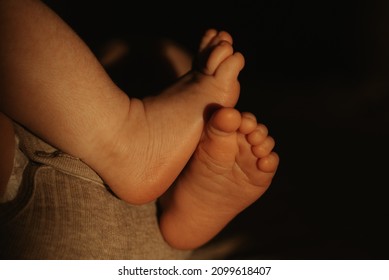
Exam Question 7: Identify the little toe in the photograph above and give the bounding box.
[252,136,275,158]
[257,152,279,173]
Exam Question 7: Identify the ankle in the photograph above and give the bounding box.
[81,94,133,175]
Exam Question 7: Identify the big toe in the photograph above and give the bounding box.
[208,107,241,135]
[200,107,241,165]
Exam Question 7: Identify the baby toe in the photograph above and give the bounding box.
[257,152,279,173]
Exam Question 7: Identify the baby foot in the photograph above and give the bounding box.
[94,29,245,204]
[159,107,279,250]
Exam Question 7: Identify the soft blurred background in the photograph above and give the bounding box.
[44,0,389,259]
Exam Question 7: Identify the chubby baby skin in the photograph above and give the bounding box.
[0,0,244,205]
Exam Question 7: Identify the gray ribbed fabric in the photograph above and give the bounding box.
[0,123,191,260]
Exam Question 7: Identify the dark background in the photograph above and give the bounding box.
[44,0,389,259]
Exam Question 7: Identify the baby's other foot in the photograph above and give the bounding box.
[159,107,279,249]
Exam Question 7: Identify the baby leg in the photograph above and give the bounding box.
[0,0,246,205]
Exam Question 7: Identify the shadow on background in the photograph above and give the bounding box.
[44,0,389,259]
